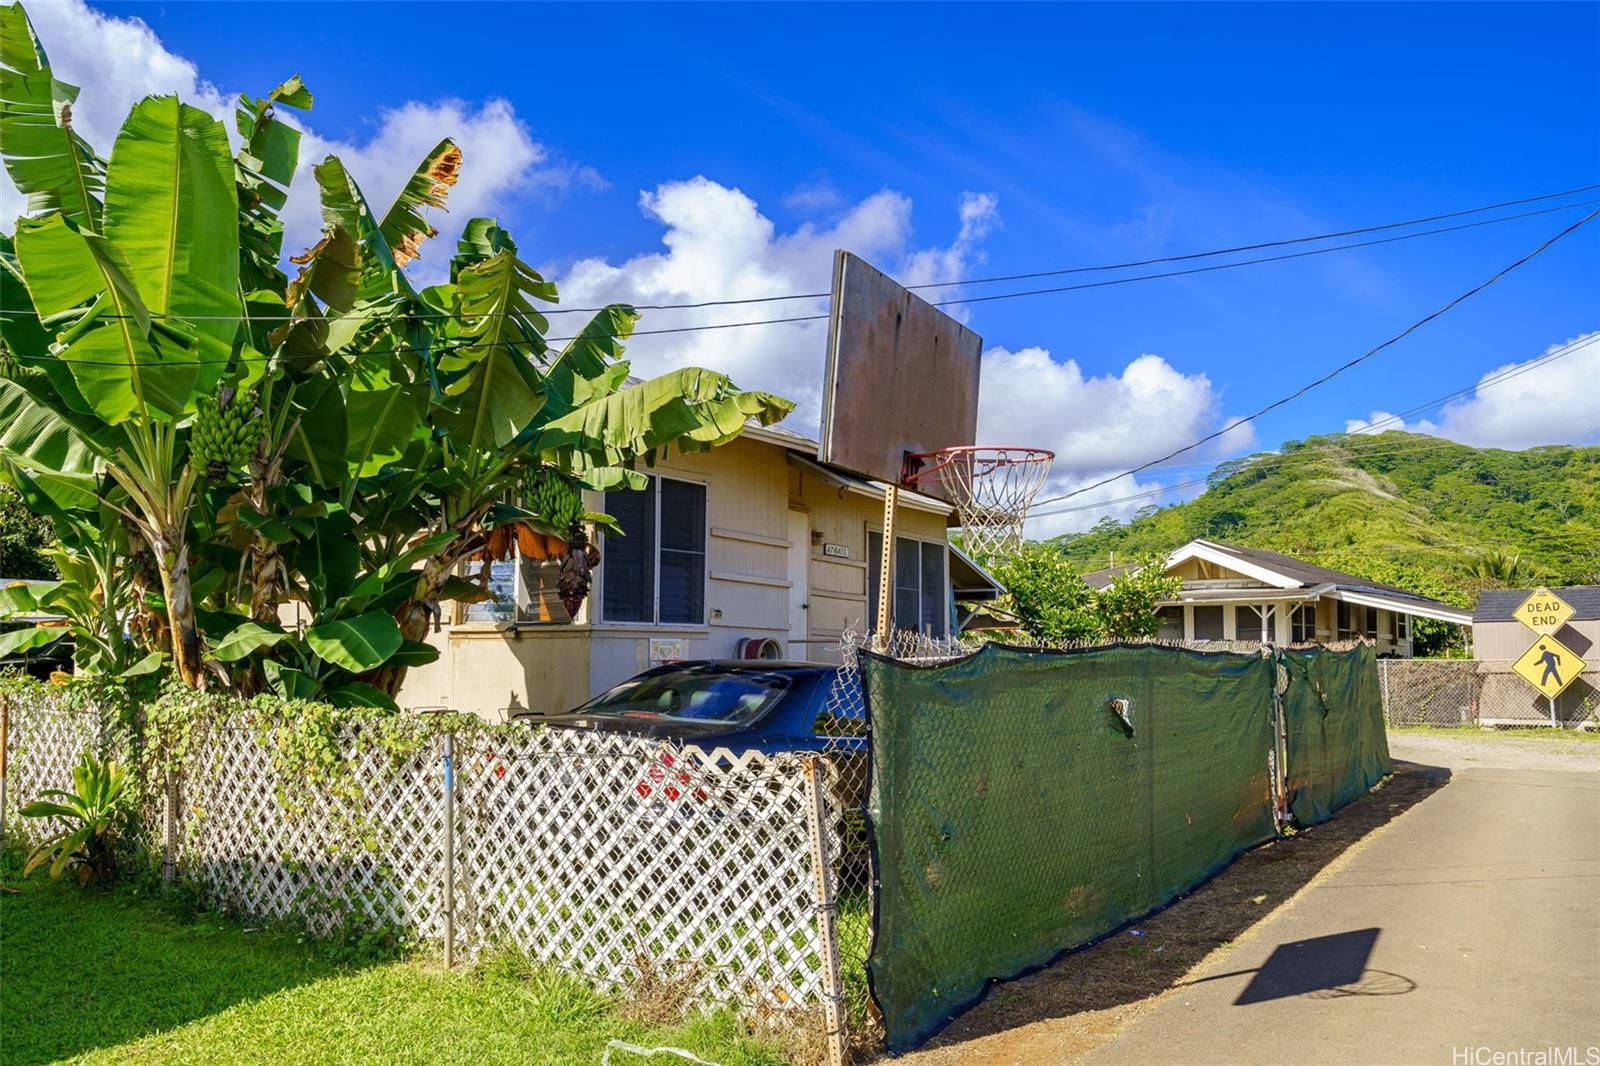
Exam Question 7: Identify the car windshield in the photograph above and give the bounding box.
[574,667,791,728]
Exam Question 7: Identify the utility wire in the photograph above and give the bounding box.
[1026,209,1600,510]
[1026,334,1597,519]
[4,189,1597,328]
[8,200,1598,365]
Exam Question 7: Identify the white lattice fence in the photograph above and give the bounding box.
[451,728,828,1012]
[2,692,106,836]
[173,721,443,940]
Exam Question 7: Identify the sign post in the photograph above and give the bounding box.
[1509,588,1583,725]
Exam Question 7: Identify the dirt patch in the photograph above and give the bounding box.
[874,762,1450,1065]
[1389,731,1600,774]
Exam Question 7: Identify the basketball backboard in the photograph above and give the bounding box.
[817,250,982,501]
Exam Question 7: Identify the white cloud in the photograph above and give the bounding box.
[0,0,591,281]
[977,346,1255,537]
[553,179,1000,430]
[1347,332,1600,449]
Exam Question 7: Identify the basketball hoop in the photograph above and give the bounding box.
[903,446,1054,561]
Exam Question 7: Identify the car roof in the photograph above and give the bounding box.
[649,659,838,676]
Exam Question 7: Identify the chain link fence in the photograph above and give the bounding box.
[1378,658,1600,728]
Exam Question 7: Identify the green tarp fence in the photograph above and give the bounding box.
[862,643,1278,1052]
[1280,644,1391,827]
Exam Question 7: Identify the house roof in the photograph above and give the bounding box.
[1086,539,1471,624]
[1473,586,1600,624]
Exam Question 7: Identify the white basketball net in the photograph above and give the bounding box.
[909,447,1054,561]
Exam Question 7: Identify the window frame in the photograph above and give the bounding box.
[599,471,710,628]
[866,528,952,638]
[1291,603,1317,643]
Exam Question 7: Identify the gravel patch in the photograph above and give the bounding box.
[1388,730,1599,774]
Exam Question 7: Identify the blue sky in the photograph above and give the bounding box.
[18,1,1600,532]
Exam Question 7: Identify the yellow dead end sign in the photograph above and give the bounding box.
[1512,586,1575,635]
[1512,634,1586,700]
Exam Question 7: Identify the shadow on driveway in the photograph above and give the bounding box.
[885,761,1450,1064]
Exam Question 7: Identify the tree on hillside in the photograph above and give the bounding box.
[1467,548,1528,588]
[0,2,791,696]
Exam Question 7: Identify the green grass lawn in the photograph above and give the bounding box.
[1388,724,1600,741]
[0,870,793,1066]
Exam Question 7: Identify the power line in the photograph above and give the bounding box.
[5,188,1598,330]
[1026,334,1598,519]
[1026,209,1600,510]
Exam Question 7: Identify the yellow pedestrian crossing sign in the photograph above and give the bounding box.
[1513,587,1575,635]
[1512,634,1585,699]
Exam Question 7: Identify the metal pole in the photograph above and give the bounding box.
[442,729,456,969]
[803,756,849,1066]
[1550,695,1558,729]
[875,485,898,648]
[161,771,177,886]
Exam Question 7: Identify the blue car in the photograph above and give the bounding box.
[542,660,867,758]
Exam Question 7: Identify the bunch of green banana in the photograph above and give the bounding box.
[527,469,584,536]
[190,386,262,481]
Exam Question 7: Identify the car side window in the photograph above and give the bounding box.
[810,669,868,738]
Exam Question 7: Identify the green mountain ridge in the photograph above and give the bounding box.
[1052,431,1600,610]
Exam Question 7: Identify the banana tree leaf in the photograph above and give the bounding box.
[291,514,360,614]
[326,681,397,710]
[285,225,361,316]
[538,305,638,424]
[210,620,288,663]
[345,379,424,478]
[234,505,296,544]
[345,531,455,601]
[13,216,198,423]
[283,375,347,486]
[437,576,493,604]
[117,651,166,678]
[385,639,440,668]
[0,625,64,657]
[0,448,100,513]
[104,95,241,358]
[0,374,114,473]
[0,4,104,228]
[534,367,795,469]
[380,138,460,268]
[0,232,51,361]
[313,155,409,302]
[305,610,402,672]
[262,659,319,700]
[0,581,49,616]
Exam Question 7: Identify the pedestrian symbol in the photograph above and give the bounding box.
[1512,586,1575,635]
[1511,633,1586,699]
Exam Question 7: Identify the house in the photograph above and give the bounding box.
[1082,539,1472,654]
[1471,586,1599,661]
[392,424,1003,719]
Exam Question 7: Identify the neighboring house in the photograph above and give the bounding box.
[1083,539,1472,655]
[391,425,1003,719]
[1471,586,1600,661]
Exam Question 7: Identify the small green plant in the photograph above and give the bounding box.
[20,751,131,884]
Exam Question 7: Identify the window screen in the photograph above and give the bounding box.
[1292,604,1316,643]
[1156,606,1184,641]
[868,533,949,637]
[1234,605,1264,642]
[602,479,657,623]
[600,476,707,625]
[1192,605,1224,641]
[659,479,706,624]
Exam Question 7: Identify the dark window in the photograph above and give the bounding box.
[867,533,948,637]
[1235,605,1265,642]
[1396,614,1409,642]
[1364,606,1378,640]
[658,479,706,624]
[1156,606,1184,641]
[601,476,705,625]
[1336,601,1354,639]
[1292,604,1316,643]
[1192,605,1224,641]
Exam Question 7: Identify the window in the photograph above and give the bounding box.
[1234,605,1266,643]
[601,475,707,625]
[867,532,949,637]
[1336,601,1354,640]
[463,558,519,623]
[1192,605,1224,641]
[1156,606,1184,641]
[1291,604,1316,643]
[1364,606,1378,640]
[1396,614,1409,642]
